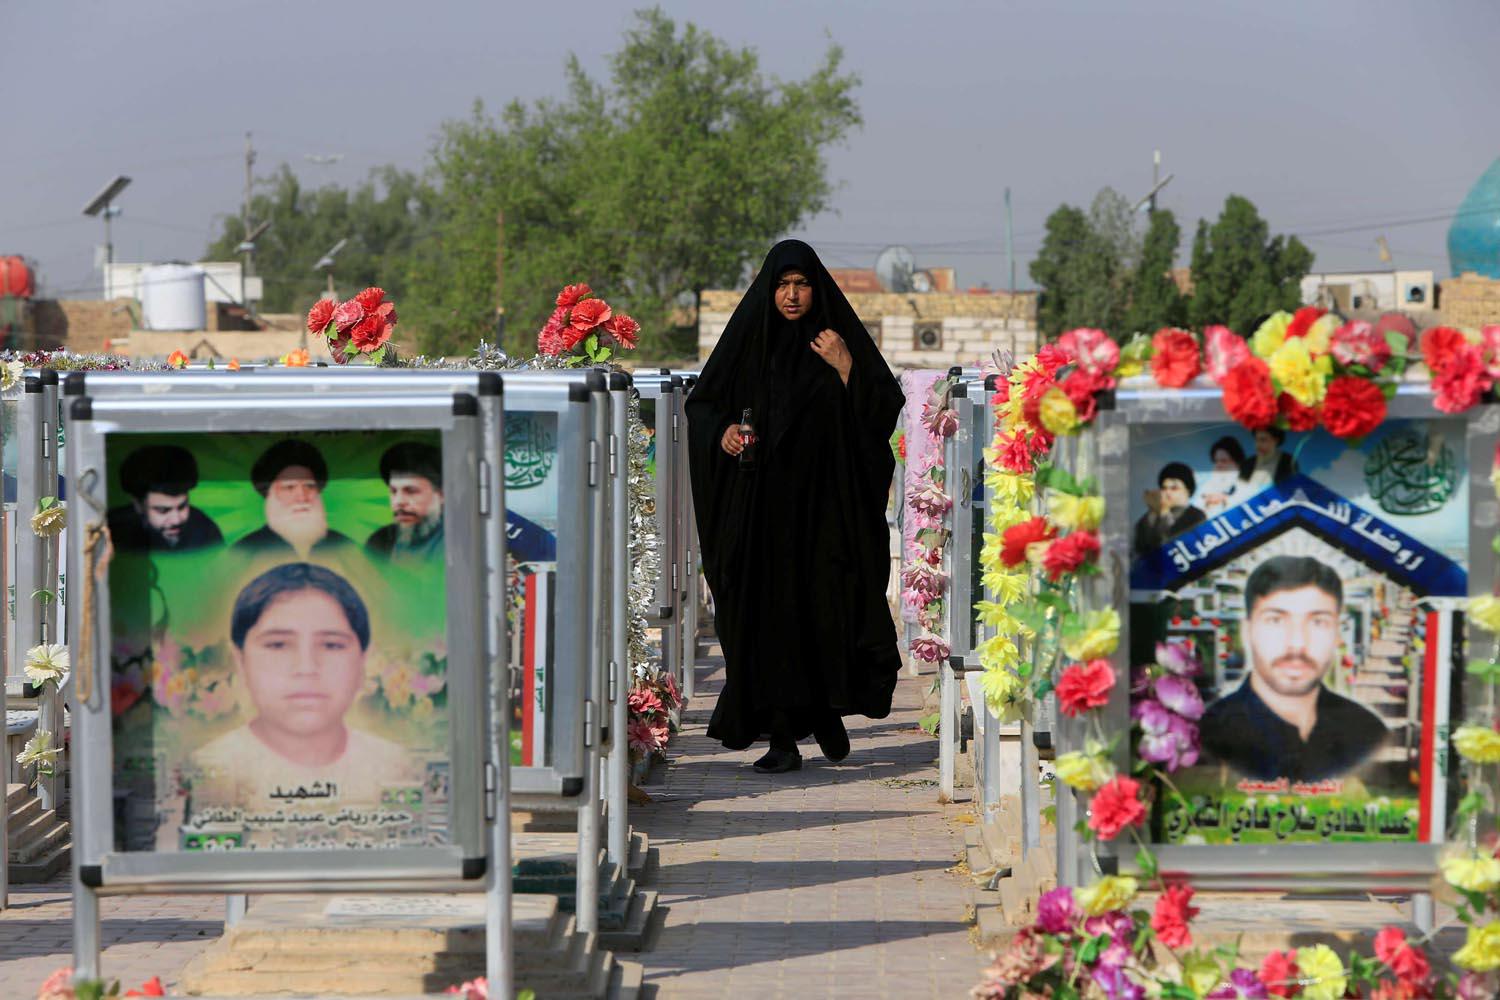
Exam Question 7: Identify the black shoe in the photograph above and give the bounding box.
[752,749,802,774]
[814,716,850,763]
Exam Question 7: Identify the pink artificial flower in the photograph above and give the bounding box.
[628,686,665,721]
[1153,673,1205,721]
[1204,325,1250,383]
[627,717,669,755]
[37,968,74,1000]
[1056,328,1119,379]
[332,298,365,334]
[1433,343,1493,413]
[1483,325,1500,378]
[910,636,949,663]
[444,977,490,1000]
[1330,320,1392,372]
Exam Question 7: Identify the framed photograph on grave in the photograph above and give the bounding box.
[65,389,489,888]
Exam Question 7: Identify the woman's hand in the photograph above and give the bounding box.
[720,423,746,456]
[811,329,853,384]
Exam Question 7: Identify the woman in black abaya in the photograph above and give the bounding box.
[687,240,905,773]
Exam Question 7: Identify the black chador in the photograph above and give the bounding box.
[686,240,904,767]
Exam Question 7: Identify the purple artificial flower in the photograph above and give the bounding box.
[908,481,952,518]
[1035,886,1077,934]
[1207,968,1270,999]
[1129,664,1152,697]
[1154,674,1205,721]
[1092,963,1146,1000]
[1082,911,1133,946]
[1135,700,1201,771]
[923,404,959,439]
[1155,640,1202,677]
[910,636,949,663]
[1459,971,1500,1000]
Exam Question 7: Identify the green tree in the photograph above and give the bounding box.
[205,165,434,318]
[1187,195,1314,334]
[1120,209,1185,336]
[1029,201,1124,338]
[405,7,862,357]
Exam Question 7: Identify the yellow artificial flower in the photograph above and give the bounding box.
[1302,313,1339,356]
[1298,944,1347,1000]
[986,469,1035,506]
[1077,875,1137,916]
[1455,921,1500,972]
[989,570,1029,605]
[1061,608,1121,661]
[1470,595,1500,634]
[976,632,1020,666]
[1055,750,1114,792]
[1251,311,1292,359]
[1268,337,1327,407]
[1047,493,1105,532]
[1441,850,1500,893]
[1454,724,1500,763]
[1182,953,1222,998]
[1491,462,1500,502]
[978,663,1022,707]
[1038,386,1080,435]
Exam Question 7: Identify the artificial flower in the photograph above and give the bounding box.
[1330,320,1392,372]
[332,298,364,334]
[306,298,336,335]
[627,716,669,755]
[1153,673,1205,720]
[1060,367,1109,423]
[1442,849,1500,893]
[1042,530,1100,580]
[350,314,391,354]
[1300,313,1339,356]
[1482,325,1500,378]
[910,636,949,663]
[556,283,591,308]
[1038,386,1080,435]
[1076,875,1138,916]
[1034,885,1077,934]
[24,643,69,687]
[1421,325,1470,372]
[166,349,189,369]
[1116,332,1150,378]
[1250,312,1292,359]
[1221,357,1278,429]
[445,975,490,999]
[31,501,65,538]
[36,968,73,1000]
[627,686,666,721]
[1472,594,1500,633]
[1259,949,1301,998]
[1155,640,1201,677]
[1135,699,1200,771]
[976,927,1060,991]
[1457,971,1500,1000]
[1057,327,1119,378]
[1047,493,1105,532]
[569,297,612,333]
[1060,608,1120,661]
[602,313,640,349]
[1457,923,1500,973]
[16,729,59,771]
[1285,305,1327,341]
[1088,776,1146,840]
[1205,968,1270,1000]
[1321,376,1386,439]
[1455,724,1500,763]
[282,348,310,367]
[1204,325,1250,382]
[1056,659,1115,716]
[0,359,24,393]
[1374,926,1431,988]
[1276,392,1320,432]
[1182,952,1223,997]
[925,404,959,439]
[1434,344,1494,413]
[993,429,1036,474]
[1297,945,1347,1000]
[1150,883,1198,949]
[124,976,168,997]
[1000,516,1055,567]
[1055,748,1115,792]
[1268,337,1326,407]
[1150,327,1201,388]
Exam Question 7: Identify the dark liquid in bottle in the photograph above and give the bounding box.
[739,407,757,471]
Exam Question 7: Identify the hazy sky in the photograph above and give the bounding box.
[6,0,1499,300]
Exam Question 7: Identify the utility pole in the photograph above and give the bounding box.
[242,131,257,318]
[494,208,506,344]
[1150,149,1161,214]
[1004,187,1016,295]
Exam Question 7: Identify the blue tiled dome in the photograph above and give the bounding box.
[1449,158,1500,279]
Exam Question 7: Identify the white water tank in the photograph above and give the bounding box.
[140,263,206,330]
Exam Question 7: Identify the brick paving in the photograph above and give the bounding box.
[634,650,987,999]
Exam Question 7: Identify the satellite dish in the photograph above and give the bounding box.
[874,245,916,293]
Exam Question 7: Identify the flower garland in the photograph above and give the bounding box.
[306,286,398,365]
[971,318,1500,997]
[901,374,959,665]
[536,283,640,365]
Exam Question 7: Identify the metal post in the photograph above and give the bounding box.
[607,378,629,868]
[980,699,1002,824]
[73,879,100,980]
[1020,720,1041,858]
[680,415,698,703]
[225,894,247,925]
[18,373,62,811]
[938,661,956,804]
[575,387,608,935]
[482,384,513,1000]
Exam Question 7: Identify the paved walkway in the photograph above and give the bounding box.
[634,650,987,999]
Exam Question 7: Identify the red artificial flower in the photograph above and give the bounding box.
[1330,319,1391,372]
[306,298,336,335]
[1000,516,1055,567]
[350,314,392,354]
[1321,376,1386,439]
[1042,530,1100,581]
[603,313,640,349]
[353,286,387,313]
[1220,356,1277,430]
[1034,343,1071,375]
[1150,328,1201,388]
[1420,325,1468,373]
[1433,343,1494,413]
[1285,305,1327,340]
[1056,659,1115,717]
[1374,926,1431,986]
[332,298,364,334]
[124,977,167,997]
[166,349,189,370]
[1055,328,1119,379]
[1259,950,1302,998]
[1204,324,1249,383]
[994,429,1036,474]
[1087,776,1146,840]
[569,297,612,333]
[1276,391,1320,432]
[990,379,1011,414]
[1060,368,1108,424]
[1150,884,1199,949]
[556,283,592,308]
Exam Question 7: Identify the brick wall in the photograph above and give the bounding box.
[1440,272,1500,330]
[697,289,1039,370]
[27,298,136,353]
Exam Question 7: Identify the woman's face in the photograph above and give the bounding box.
[1212,448,1237,471]
[1254,430,1279,459]
[774,269,813,321]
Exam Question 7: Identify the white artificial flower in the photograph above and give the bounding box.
[16,730,60,774]
[24,643,69,687]
[0,359,23,395]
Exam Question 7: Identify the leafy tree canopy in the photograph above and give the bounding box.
[403,7,862,357]
[1187,194,1314,335]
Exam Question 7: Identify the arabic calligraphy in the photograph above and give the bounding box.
[1364,429,1456,516]
[270,782,338,801]
[504,415,557,490]
[185,807,416,830]
[1161,795,1418,843]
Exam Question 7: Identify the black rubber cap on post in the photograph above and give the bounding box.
[461,857,487,880]
[609,371,630,390]
[63,372,87,396]
[38,369,58,385]
[948,365,963,378]
[24,375,42,393]
[561,776,585,797]
[948,654,967,675]
[79,865,102,888]
[477,372,502,396]
[671,376,684,388]
[658,380,672,393]
[952,382,968,399]
[568,383,590,402]
[584,370,606,392]
[70,397,92,421]
[985,374,1000,391]
[452,392,478,416]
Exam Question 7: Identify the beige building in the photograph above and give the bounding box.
[696,288,1039,371]
[1439,272,1500,330]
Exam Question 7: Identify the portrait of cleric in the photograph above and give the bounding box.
[233,439,358,558]
[365,442,444,565]
[1200,555,1387,782]
[107,444,225,553]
